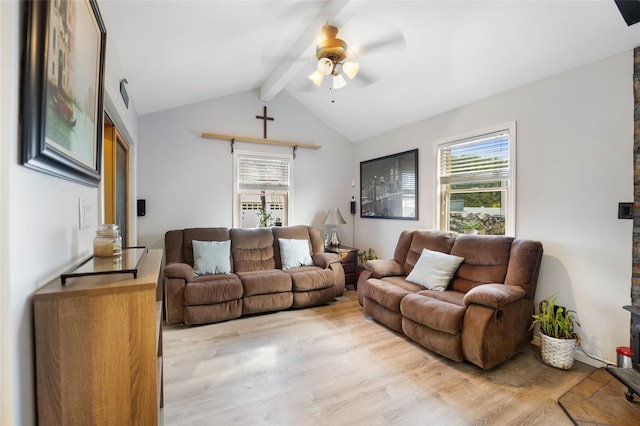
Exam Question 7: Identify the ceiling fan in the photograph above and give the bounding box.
[308,24,360,89]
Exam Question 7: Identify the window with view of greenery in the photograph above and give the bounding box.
[437,124,515,236]
[234,152,291,228]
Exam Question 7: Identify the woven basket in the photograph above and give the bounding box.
[540,333,576,369]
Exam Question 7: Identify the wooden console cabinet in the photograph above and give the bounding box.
[33,249,164,425]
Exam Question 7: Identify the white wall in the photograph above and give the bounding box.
[0,1,139,423]
[0,3,15,423]
[354,51,633,367]
[137,90,355,249]
[102,16,139,245]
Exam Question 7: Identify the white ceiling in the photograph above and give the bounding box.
[100,0,640,142]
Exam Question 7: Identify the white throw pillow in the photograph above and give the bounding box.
[279,238,313,270]
[192,240,231,275]
[406,248,464,291]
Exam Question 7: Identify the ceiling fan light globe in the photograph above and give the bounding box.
[317,57,334,76]
[333,74,347,89]
[309,71,324,87]
[343,61,359,79]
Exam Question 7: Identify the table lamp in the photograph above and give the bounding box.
[323,208,346,246]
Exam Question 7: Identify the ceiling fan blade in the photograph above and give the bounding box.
[261,53,311,68]
[355,32,406,56]
[352,69,378,87]
[290,76,317,93]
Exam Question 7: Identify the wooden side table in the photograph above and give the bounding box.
[325,245,359,289]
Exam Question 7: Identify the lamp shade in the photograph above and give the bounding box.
[308,70,324,87]
[342,61,359,79]
[317,57,334,76]
[323,208,347,225]
[332,74,347,89]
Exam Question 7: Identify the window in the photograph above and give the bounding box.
[437,123,515,236]
[234,152,291,228]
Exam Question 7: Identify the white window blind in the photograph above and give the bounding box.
[237,155,290,192]
[439,130,510,185]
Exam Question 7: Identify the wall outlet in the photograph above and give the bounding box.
[79,198,90,229]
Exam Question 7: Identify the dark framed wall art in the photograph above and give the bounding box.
[360,149,418,220]
[21,0,107,187]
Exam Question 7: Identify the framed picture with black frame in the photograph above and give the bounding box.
[360,149,418,220]
[21,0,107,187]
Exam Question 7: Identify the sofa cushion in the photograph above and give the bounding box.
[402,317,464,362]
[449,235,514,293]
[278,238,313,269]
[416,289,466,306]
[272,225,325,268]
[182,228,230,266]
[400,293,467,335]
[292,286,335,308]
[285,266,333,291]
[404,230,456,275]
[193,240,231,275]
[230,228,276,272]
[406,248,464,291]
[380,276,425,293]
[364,278,420,312]
[184,300,242,325]
[242,292,293,315]
[183,274,243,306]
[236,269,291,296]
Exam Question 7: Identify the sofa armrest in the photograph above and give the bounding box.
[312,252,341,269]
[329,261,345,297]
[365,259,404,278]
[164,262,195,281]
[463,284,526,309]
[356,269,373,306]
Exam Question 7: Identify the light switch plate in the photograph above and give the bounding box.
[79,198,90,229]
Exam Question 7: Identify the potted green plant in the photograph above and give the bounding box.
[530,294,581,369]
[357,248,377,277]
[462,220,483,235]
[256,207,272,227]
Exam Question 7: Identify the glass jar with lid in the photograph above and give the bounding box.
[93,224,122,257]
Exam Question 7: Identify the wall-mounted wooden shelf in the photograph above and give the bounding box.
[201,132,321,150]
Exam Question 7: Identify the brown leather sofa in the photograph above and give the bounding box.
[357,230,543,369]
[164,225,345,325]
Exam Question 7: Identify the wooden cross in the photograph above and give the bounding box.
[255,106,274,139]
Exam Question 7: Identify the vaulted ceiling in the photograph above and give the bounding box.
[100,0,640,142]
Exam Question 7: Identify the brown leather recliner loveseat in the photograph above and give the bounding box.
[357,230,543,370]
[164,225,345,325]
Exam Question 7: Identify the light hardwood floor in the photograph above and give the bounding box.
[163,290,594,425]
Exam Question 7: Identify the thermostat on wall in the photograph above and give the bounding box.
[619,202,633,219]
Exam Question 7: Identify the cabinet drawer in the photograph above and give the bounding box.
[343,263,356,274]
[342,251,357,263]
[345,273,357,286]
